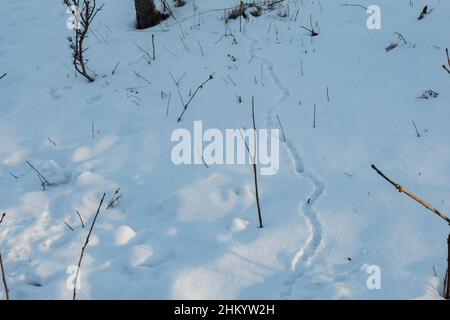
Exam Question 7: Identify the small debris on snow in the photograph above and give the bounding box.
[418,90,439,100]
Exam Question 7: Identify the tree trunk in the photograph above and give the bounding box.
[134,0,168,29]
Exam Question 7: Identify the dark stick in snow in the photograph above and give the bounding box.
[152,34,156,60]
[166,91,171,117]
[133,71,152,85]
[132,39,152,64]
[76,211,85,228]
[0,213,5,224]
[9,173,18,179]
[26,160,50,186]
[198,41,205,57]
[300,15,319,37]
[251,98,263,228]
[276,114,287,143]
[73,193,106,300]
[340,3,368,10]
[63,221,74,231]
[442,48,450,74]
[313,103,317,128]
[0,254,10,300]
[107,188,122,209]
[446,235,450,299]
[177,74,214,122]
[112,61,120,75]
[394,32,407,45]
[238,99,264,228]
[418,5,429,20]
[412,121,421,137]
[197,150,209,168]
[300,25,318,37]
[0,73,6,80]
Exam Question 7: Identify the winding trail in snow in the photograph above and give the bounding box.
[243,26,325,299]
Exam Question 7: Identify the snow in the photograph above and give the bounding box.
[0,0,449,300]
[127,244,154,268]
[114,225,136,246]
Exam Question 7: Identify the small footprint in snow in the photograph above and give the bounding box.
[86,94,103,104]
[48,86,71,100]
[49,86,62,100]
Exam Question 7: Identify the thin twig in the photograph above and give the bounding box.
[0,213,5,224]
[169,71,185,87]
[9,173,19,179]
[0,73,6,80]
[63,221,74,231]
[445,234,450,299]
[47,137,57,146]
[76,211,85,228]
[251,97,263,228]
[0,254,10,300]
[446,48,450,67]
[240,97,264,228]
[132,39,151,64]
[166,91,172,117]
[152,34,156,60]
[197,150,209,168]
[442,48,450,74]
[26,160,50,186]
[276,114,287,143]
[371,165,450,224]
[133,71,152,85]
[73,193,106,300]
[198,41,205,57]
[313,103,317,128]
[111,61,120,75]
[412,121,420,137]
[340,3,368,10]
[106,188,122,210]
[177,74,214,122]
[394,32,407,45]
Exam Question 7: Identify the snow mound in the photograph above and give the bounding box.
[114,226,136,246]
[127,245,154,268]
[229,218,249,233]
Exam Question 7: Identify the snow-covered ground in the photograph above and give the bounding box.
[0,0,449,300]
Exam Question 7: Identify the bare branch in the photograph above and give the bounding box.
[0,254,10,300]
[73,193,106,300]
[26,160,51,187]
[371,165,450,224]
[65,0,104,82]
[177,74,214,122]
[76,211,85,228]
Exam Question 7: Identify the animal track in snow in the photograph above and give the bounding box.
[244,27,324,299]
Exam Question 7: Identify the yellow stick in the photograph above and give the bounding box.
[372,165,450,225]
